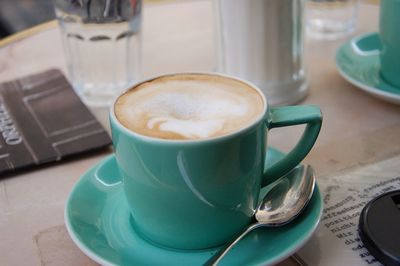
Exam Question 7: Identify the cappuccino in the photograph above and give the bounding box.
[114,74,265,140]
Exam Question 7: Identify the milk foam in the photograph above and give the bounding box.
[115,74,265,140]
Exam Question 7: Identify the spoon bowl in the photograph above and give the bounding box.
[256,164,315,225]
[204,164,316,266]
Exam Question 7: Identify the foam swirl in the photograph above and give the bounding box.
[115,74,264,140]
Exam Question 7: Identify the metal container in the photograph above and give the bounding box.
[216,0,308,106]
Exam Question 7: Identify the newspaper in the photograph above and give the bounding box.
[298,156,400,266]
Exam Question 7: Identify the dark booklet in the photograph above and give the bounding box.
[0,69,111,176]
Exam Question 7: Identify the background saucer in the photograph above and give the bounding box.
[65,149,322,266]
[336,32,400,105]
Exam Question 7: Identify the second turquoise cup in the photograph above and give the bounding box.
[380,0,400,88]
[349,0,400,88]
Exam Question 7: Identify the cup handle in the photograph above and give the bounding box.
[262,105,322,186]
[351,33,381,56]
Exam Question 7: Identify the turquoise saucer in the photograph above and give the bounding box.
[65,148,322,266]
[336,32,400,105]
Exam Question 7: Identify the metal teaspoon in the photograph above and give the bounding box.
[204,164,316,266]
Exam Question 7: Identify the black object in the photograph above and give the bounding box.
[0,69,111,176]
[0,0,55,37]
[359,190,400,266]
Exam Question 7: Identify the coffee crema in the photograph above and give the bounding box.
[114,74,265,140]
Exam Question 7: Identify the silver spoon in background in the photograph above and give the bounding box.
[204,164,316,266]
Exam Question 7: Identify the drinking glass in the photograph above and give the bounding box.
[53,0,142,106]
[306,0,359,40]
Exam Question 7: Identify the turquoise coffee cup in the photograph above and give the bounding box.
[380,0,400,88]
[110,73,322,250]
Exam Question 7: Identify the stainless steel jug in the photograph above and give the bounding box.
[216,0,308,106]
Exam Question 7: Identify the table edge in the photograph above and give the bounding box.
[0,20,58,48]
[0,0,194,49]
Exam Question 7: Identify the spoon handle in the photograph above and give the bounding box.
[203,223,263,266]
